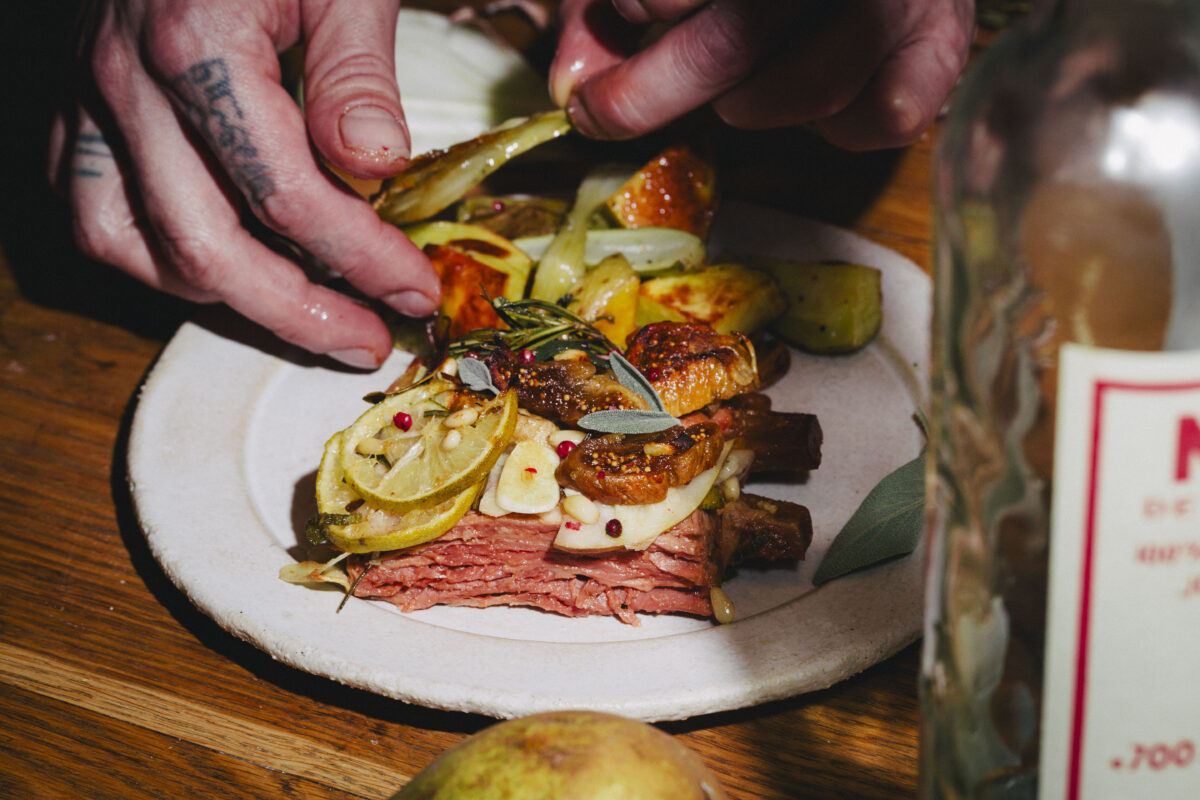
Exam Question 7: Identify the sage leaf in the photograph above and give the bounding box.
[457,357,498,394]
[812,450,925,586]
[578,409,680,434]
[608,351,667,413]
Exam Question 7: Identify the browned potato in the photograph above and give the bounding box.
[405,221,532,301]
[424,244,509,340]
[566,255,641,349]
[604,145,718,238]
[749,258,883,353]
[635,263,785,336]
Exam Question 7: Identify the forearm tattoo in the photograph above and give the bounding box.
[73,132,112,178]
[173,58,276,206]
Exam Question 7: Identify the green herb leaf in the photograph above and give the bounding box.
[578,409,680,434]
[812,450,925,586]
[304,512,364,545]
[447,295,617,362]
[534,338,587,362]
[608,351,667,413]
[457,357,499,394]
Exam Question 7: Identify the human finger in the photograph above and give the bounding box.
[140,13,441,319]
[711,1,972,148]
[563,0,801,139]
[300,0,411,180]
[550,0,637,108]
[709,5,892,132]
[107,71,400,365]
[65,106,217,303]
[810,8,973,149]
[48,112,68,193]
[83,13,403,366]
[610,0,705,25]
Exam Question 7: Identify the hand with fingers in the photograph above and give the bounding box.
[49,0,441,369]
[550,0,975,150]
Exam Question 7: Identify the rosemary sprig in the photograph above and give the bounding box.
[338,562,374,613]
[447,296,618,362]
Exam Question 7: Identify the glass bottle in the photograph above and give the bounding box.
[919,0,1200,797]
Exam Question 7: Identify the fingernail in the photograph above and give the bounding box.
[549,58,583,108]
[339,105,409,158]
[565,93,603,139]
[383,289,438,318]
[328,347,383,369]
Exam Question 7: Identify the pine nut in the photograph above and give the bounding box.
[440,429,462,451]
[720,476,741,502]
[444,407,479,429]
[356,437,385,455]
[549,429,586,447]
[710,586,736,624]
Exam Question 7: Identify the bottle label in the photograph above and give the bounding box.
[1041,344,1200,799]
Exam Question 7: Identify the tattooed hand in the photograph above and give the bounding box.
[550,0,974,150]
[48,0,441,369]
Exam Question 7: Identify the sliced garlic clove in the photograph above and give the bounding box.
[477,454,510,517]
[495,440,561,514]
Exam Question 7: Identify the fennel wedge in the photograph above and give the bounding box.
[373,110,572,225]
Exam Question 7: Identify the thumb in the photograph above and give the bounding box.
[302,0,410,180]
[550,0,633,108]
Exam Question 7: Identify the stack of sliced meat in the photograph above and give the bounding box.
[349,493,811,625]
[348,322,821,625]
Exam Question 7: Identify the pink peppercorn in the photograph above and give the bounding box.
[518,348,535,364]
[555,440,576,459]
[492,199,506,212]
[645,367,662,381]
[393,411,413,431]
[605,519,623,538]
[565,520,581,530]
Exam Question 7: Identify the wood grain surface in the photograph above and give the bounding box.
[0,2,981,797]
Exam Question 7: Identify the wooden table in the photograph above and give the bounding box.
[0,3,959,798]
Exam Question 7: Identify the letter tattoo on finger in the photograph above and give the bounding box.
[73,132,113,179]
[172,58,276,206]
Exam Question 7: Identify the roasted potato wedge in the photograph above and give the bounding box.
[566,255,641,349]
[405,222,534,340]
[749,258,883,353]
[635,264,785,336]
[404,221,532,300]
[424,245,509,339]
[603,145,718,238]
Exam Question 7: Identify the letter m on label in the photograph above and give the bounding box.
[1177,416,1200,481]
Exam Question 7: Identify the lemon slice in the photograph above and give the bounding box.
[315,430,483,553]
[316,431,362,514]
[340,381,518,513]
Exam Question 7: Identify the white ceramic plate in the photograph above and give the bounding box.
[392,8,555,156]
[128,201,930,722]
